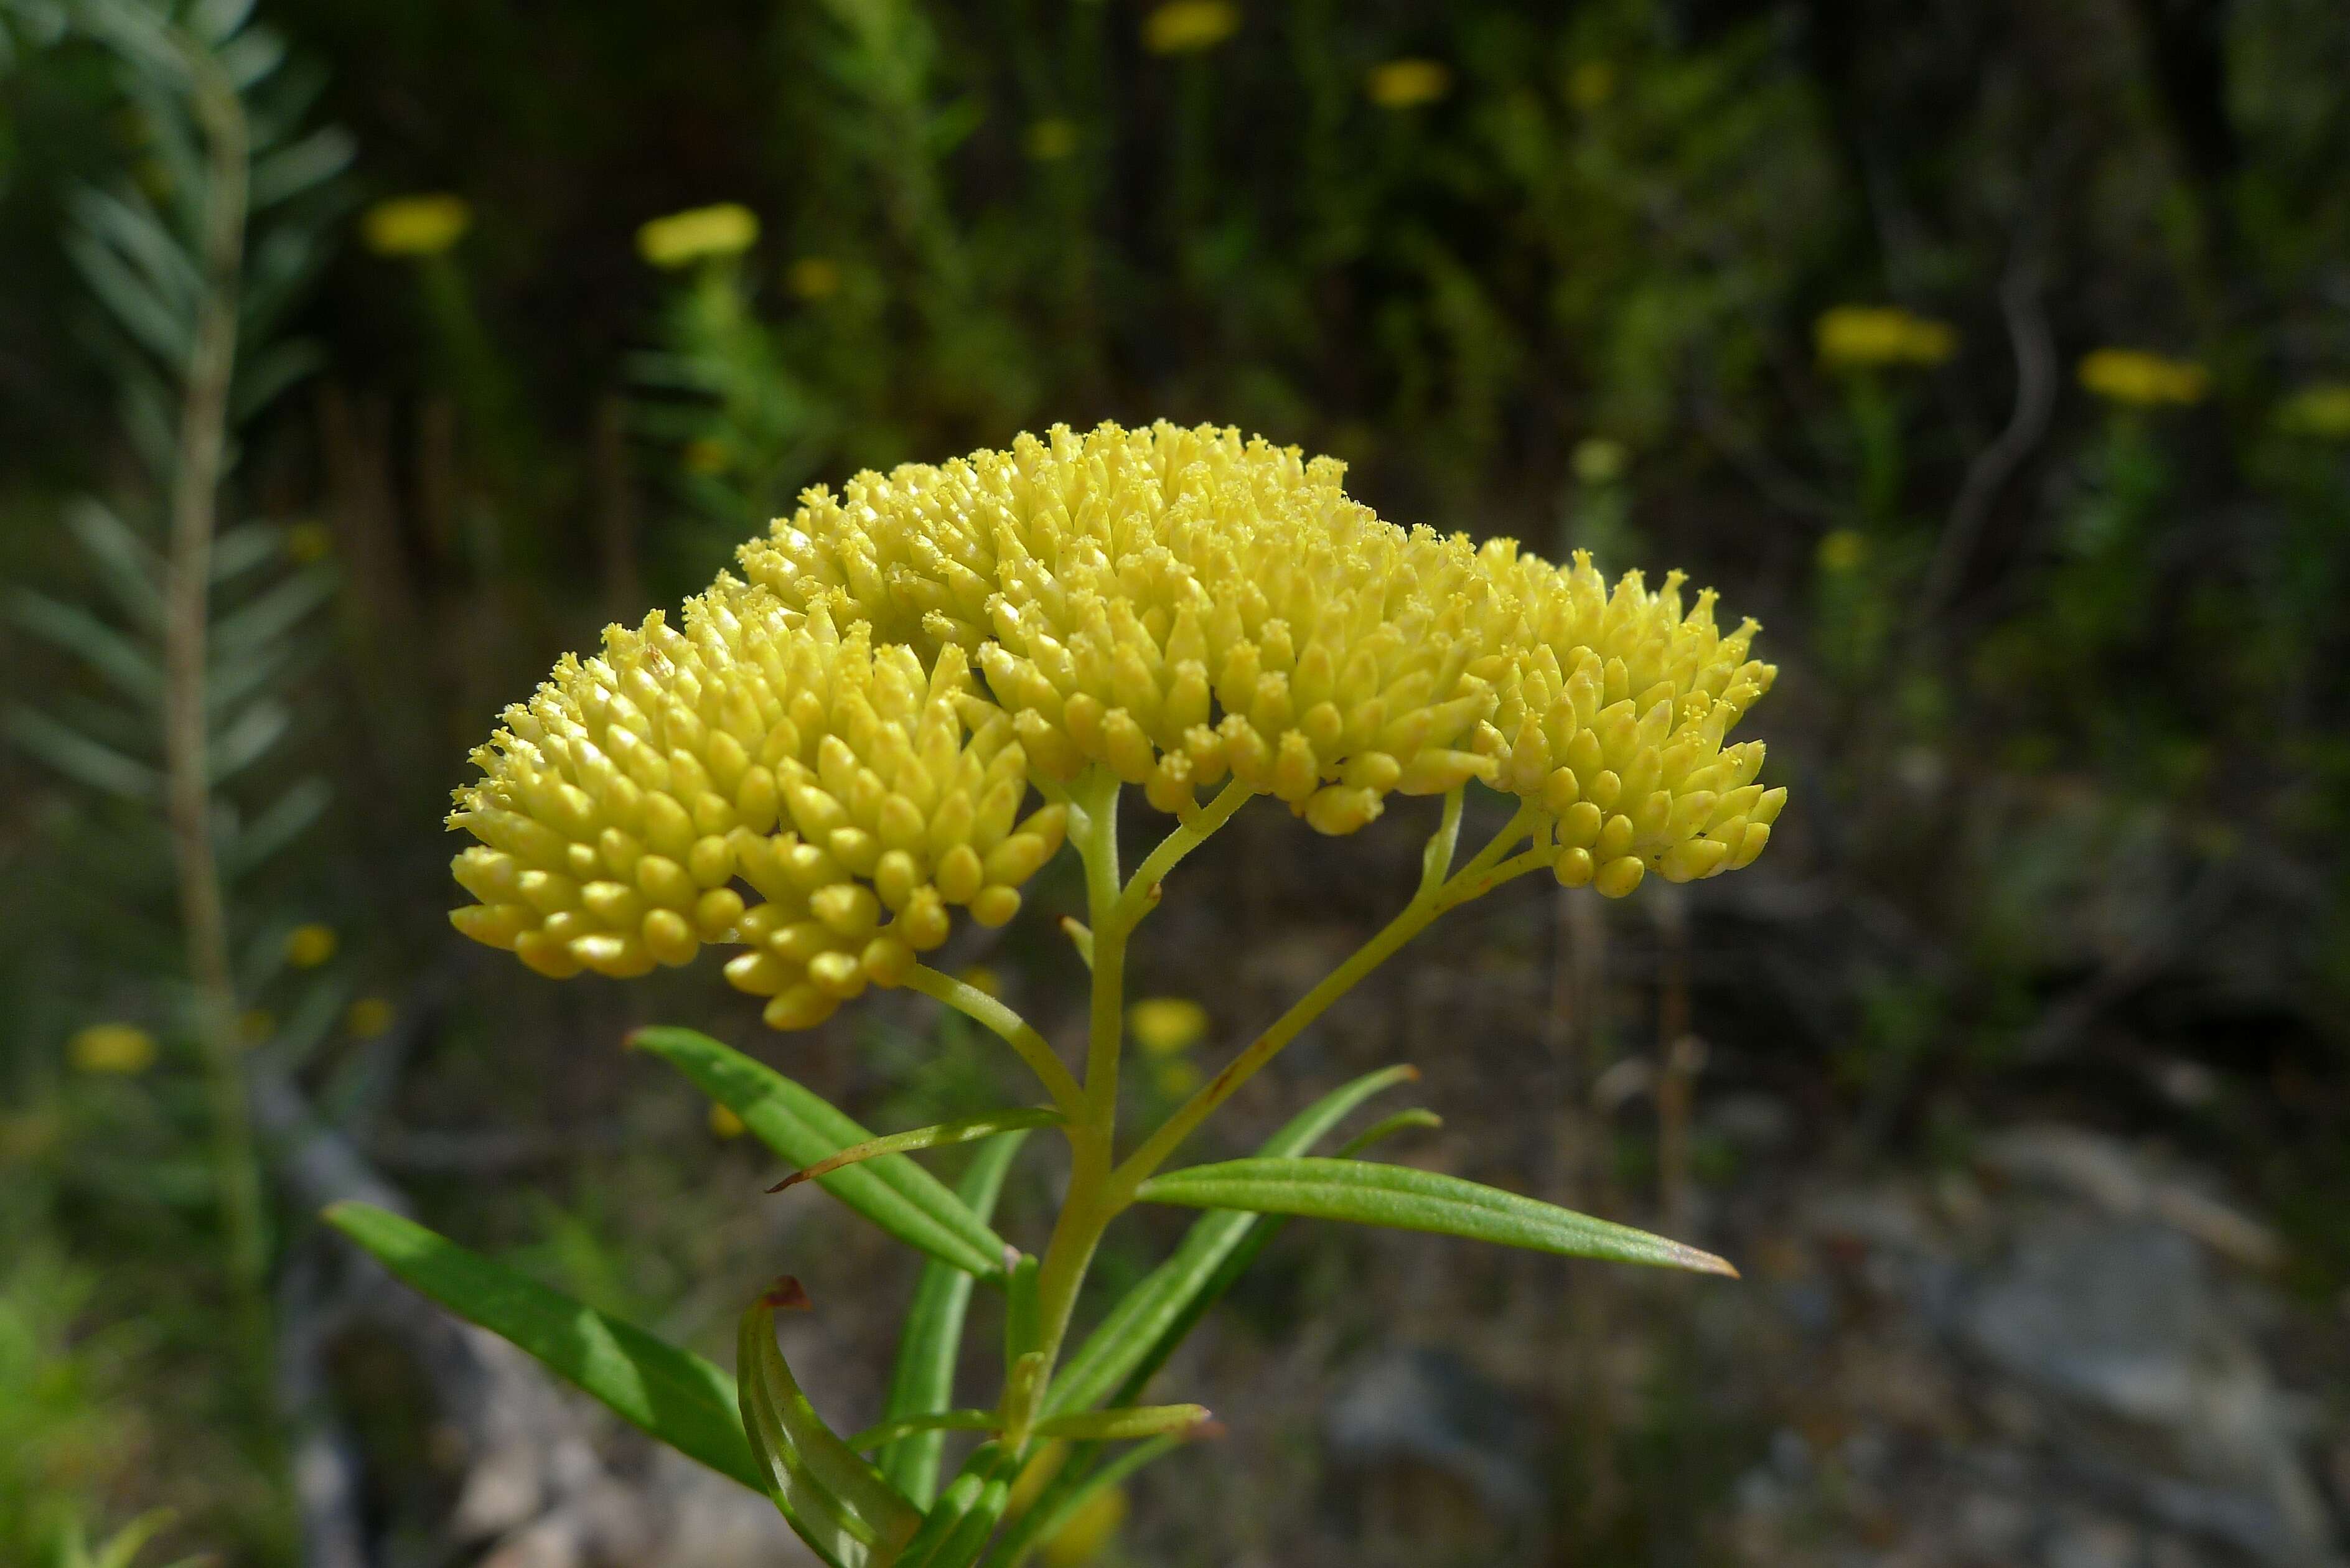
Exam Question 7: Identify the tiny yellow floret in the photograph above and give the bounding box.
[1816,306,1957,370]
[286,923,338,968]
[1145,1,1238,55]
[638,203,761,269]
[2077,348,2206,408]
[70,1023,156,1076]
[362,194,470,258]
[1368,60,1451,110]
[1129,997,1210,1056]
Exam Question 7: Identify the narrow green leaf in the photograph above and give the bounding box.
[221,775,329,877]
[63,498,162,630]
[980,1435,1184,1568]
[632,1026,1008,1277]
[1135,1158,1739,1275]
[897,1442,1015,1568]
[321,1203,759,1490]
[881,1130,1027,1508]
[851,1409,999,1452]
[8,589,159,704]
[65,230,189,365]
[207,695,290,783]
[1034,1404,1210,1442]
[68,185,199,317]
[230,336,327,424]
[212,568,330,656]
[739,1294,924,1567]
[1001,1254,1041,1374]
[249,125,353,208]
[1335,1109,1441,1157]
[770,1108,1060,1192]
[6,706,159,800]
[1047,1064,1418,1417]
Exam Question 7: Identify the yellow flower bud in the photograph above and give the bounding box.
[70,1022,157,1075]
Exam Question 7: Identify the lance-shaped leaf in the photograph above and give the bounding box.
[881,1131,1027,1508]
[853,1409,1000,1453]
[634,1027,1009,1278]
[1034,1404,1211,1442]
[896,1441,1016,1568]
[1135,1158,1739,1275]
[322,1203,758,1490]
[770,1109,1061,1192]
[1047,1065,1418,1417]
[980,1435,1185,1568]
[739,1290,924,1568]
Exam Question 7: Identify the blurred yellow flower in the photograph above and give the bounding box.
[1153,1058,1202,1098]
[1572,436,1627,486]
[787,256,842,301]
[2277,381,2350,440]
[70,1023,156,1076]
[957,964,1003,999]
[683,437,732,475]
[2077,348,2206,408]
[637,203,760,269]
[710,1103,747,1139]
[1025,118,1079,161]
[346,997,396,1038]
[240,1009,276,1045]
[284,520,333,564]
[1042,1483,1129,1567]
[1145,1,1238,55]
[1568,60,1616,111]
[1128,997,1209,1056]
[1815,306,1957,370]
[362,194,471,258]
[1817,530,1868,572]
[1367,59,1451,110]
[286,923,339,968]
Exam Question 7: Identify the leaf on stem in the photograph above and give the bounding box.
[322,1202,759,1490]
[1034,1404,1212,1441]
[852,1409,1002,1452]
[980,1434,1186,1568]
[739,1292,925,1568]
[769,1108,1062,1192]
[1335,1109,1441,1157]
[896,1441,1018,1568]
[1134,1158,1739,1275]
[632,1026,1010,1279]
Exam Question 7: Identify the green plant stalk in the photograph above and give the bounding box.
[159,25,273,1412]
[994,785,1553,1448]
[902,965,1084,1120]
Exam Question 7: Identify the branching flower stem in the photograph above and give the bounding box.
[902,966,1085,1121]
[993,783,1553,1445]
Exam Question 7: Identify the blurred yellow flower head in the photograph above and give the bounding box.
[1572,437,1627,487]
[2077,348,2206,408]
[709,1103,747,1139]
[1025,118,1079,162]
[70,1023,156,1076]
[347,997,396,1039]
[1367,59,1451,110]
[1568,60,1616,111]
[1128,997,1210,1056]
[1042,1483,1129,1567]
[1815,306,1957,370]
[2277,381,2350,440]
[788,256,843,301]
[1817,529,1868,572]
[1145,1,1238,55]
[362,194,471,258]
[285,520,333,564]
[683,437,732,475]
[637,203,760,269]
[286,923,339,968]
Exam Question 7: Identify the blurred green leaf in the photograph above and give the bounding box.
[894,1440,1014,1568]
[248,124,350,208]
[770,1108,1060,1191]
[8,589,159,705]
[1034,1404,1209,1441]
[6,707,159,800]
[738,1293,923,1568]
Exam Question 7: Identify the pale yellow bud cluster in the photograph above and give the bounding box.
[739,421,1513,835]
[1485,548,1785,898]
[447,584,1064,1030]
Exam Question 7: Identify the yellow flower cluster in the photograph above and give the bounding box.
[637,203,761,270]
[2077,348,2206,408]
[1143,1,1238,55]
[362,194,471,258]
[449,587,1064,1030]
[740,423,1515,835]
[1815,305,1957,370]
[1367,60,1452,110]
[1486,549,1784,897]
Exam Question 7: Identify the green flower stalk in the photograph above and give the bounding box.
[385,421,1787,1567]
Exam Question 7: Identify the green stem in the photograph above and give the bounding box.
[902,966,1084,1120]
[1111,779,1255,930]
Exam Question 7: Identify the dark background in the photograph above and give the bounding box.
[3,1,2348,1564]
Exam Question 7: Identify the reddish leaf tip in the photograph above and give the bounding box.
[761,1276,813,1311]
[1397,1064,1422,1082]
[765,1170,810,1193]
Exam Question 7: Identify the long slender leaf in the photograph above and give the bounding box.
[6,706,159,799]
[897,1442,1014,1568]
[771,1108,1060,1192]
[63,498,162,630]
[1046,1064,1418,1417]
[1034,1404,1209,1442]
[207,695,290,783]
[68,185,199,317]
[853,1409,999,1452]
[211,568,330,656]
[1136,1159,1739,1275]
[980,1435,1184,1568]
[9,589,159,704]
[739,1294,924,1568]
[248,124,353,208]
[321,1203,760,1489]
[65,230,190,365]
[1336,1109,1442,1157]
[632,1026,1009,1277]
[220,775,329,878]
[881,1130,1027,1507]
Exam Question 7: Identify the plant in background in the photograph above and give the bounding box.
[330,420,1784,1566]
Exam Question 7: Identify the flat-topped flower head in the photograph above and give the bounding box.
[1484,546,1783,897]
[448,584,1063,1030]
[739,421,1510,834]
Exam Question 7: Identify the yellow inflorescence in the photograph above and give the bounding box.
[1484,548,1784,897]
[637,203,761,269]
[449,420,1786,1024]
[2077,348,2206,408]
[1815,305,1957,370]
[448,587,1064,1030]
[741,422,1515,835]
